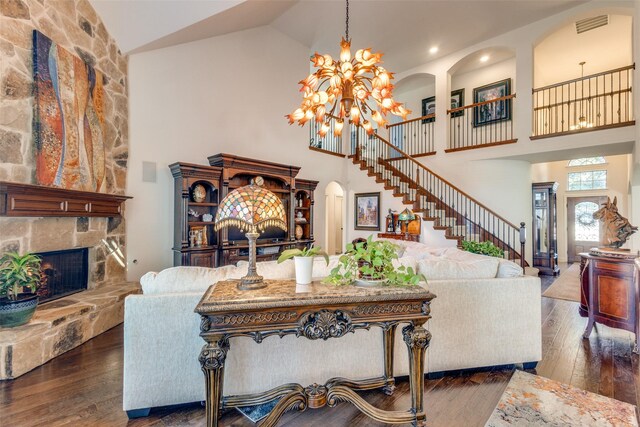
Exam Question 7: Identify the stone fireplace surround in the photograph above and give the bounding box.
[0,0,134,380]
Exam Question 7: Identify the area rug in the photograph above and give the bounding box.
[485,370,638,426]
[542,264,580,302]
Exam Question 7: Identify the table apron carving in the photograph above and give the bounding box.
[196,279,435,427]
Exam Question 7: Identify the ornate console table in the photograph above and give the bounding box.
[195,279,435,427]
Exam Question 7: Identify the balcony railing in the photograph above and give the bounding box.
[386,114,436,158]
[308,116,344,157]
[532,64,635,139]
[447,94,517,152]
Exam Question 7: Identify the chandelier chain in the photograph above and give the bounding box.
[345,0,349,41]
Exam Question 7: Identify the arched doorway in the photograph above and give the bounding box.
[325,181,345,255]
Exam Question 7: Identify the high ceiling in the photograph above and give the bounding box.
[91,0,589,72]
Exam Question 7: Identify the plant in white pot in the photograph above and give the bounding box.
[277,246,329,285]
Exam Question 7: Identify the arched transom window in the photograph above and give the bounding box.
[567,157,606,166]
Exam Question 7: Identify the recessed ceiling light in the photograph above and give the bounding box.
[429,46,438,54]
[480,55,490,63]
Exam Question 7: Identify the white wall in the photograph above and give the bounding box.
[531,154,631,261]
[394,74,436,119]
[534,14,633,87]
[126,26,348,279]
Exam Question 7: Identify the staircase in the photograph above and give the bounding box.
[348,124,525,263]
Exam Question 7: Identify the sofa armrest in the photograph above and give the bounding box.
[123,292,205,411]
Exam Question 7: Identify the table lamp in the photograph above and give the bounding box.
[214,184,287,290]
[398,208,416,238]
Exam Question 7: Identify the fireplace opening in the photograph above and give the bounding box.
[35,248,89,304]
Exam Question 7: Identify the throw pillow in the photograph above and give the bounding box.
[497,258,524,278]
[417,256,499,280]
[140,265,241,295]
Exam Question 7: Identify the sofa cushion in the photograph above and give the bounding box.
[417,256,499,280]
[236,259,295,280]
[140,265,242,295]
[312,255,341,278]
[497,258,524,278]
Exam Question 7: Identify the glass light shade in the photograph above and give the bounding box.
[398,208,416,221]
[214,185,287,234]
[287,37,411,137]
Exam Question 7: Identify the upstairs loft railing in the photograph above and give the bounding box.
[532,64,635,139]
[386,114,436,158]
[447,94,517,152]
[351,125,525,262]
[308,115,344,157]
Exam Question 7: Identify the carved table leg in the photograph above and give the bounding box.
[403,321,431,427]
[199,335,229,427]
[382,324,398,395]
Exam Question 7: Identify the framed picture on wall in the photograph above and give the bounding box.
[473,78,511,126]
[354,192,381,230]
[450,88,465,117]
[421,96,436,123]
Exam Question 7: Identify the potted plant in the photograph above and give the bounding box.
[278,245,329,285]
[0,252,42,328]
[462,240,505,258]
[325,235,426,287]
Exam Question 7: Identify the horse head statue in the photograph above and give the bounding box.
[593,196,636,249]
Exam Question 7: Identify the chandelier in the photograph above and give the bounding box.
[286,0,410,137]
[569,61,594,131]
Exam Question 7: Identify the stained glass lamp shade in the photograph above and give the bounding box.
[214,185,287,290]
[398,208,415,237]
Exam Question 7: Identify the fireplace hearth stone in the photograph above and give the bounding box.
[0,282,140,379]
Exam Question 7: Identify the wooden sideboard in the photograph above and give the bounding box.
[579,252,639,353]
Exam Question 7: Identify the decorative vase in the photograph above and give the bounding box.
[294,256,313,285]
[295,225,304,240]
[0,294,38,328]
[192,184,207,202]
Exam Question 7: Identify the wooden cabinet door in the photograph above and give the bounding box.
[190,252,215,268]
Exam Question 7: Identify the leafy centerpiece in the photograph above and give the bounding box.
[324,236,425,287]
[461,240,504,258]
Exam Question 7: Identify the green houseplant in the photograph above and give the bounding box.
[461,240,505,258]
[278,246,329,285]
[325,236,425,287]
[0,252,42,328]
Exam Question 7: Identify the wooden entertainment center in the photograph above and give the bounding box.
[170,154,317,268]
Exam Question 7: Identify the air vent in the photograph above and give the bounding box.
[576,15,609,34]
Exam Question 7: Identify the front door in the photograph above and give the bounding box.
[567,196,606,262]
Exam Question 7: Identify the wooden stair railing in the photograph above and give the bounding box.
[350,125,526,264]
[386,114,436,158]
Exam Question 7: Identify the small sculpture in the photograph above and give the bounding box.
[593,196,637,249]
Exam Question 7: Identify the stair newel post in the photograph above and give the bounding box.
[519,222,527,271]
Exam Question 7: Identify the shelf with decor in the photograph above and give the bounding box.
[207,154,318,266]
[170,162,222,268]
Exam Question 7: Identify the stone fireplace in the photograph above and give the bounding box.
[0,0,138,380]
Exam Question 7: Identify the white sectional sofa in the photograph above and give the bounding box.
[123,242,541,417]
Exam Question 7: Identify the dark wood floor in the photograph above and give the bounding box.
[1,265,638,426]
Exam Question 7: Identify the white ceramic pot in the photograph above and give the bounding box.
[294,256,313,285]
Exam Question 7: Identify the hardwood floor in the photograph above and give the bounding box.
[1,264,638,426]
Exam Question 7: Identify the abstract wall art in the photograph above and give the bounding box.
[33,30,105,192]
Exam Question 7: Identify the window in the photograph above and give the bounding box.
[568,170,607,191]
[568,157,606,166]
[574,202,600,241]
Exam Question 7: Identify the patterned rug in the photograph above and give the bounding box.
[485,371,638,426]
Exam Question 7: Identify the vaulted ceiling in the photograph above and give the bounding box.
[91,0,589,71]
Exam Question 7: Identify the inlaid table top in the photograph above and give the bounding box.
[195,279,432,313]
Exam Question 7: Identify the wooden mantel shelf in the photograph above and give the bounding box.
[0,181,132,217]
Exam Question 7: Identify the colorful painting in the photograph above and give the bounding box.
[33,30,105,192]
[354,192,380,230]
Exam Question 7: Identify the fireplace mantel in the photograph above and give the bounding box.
[0,181,131,217]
